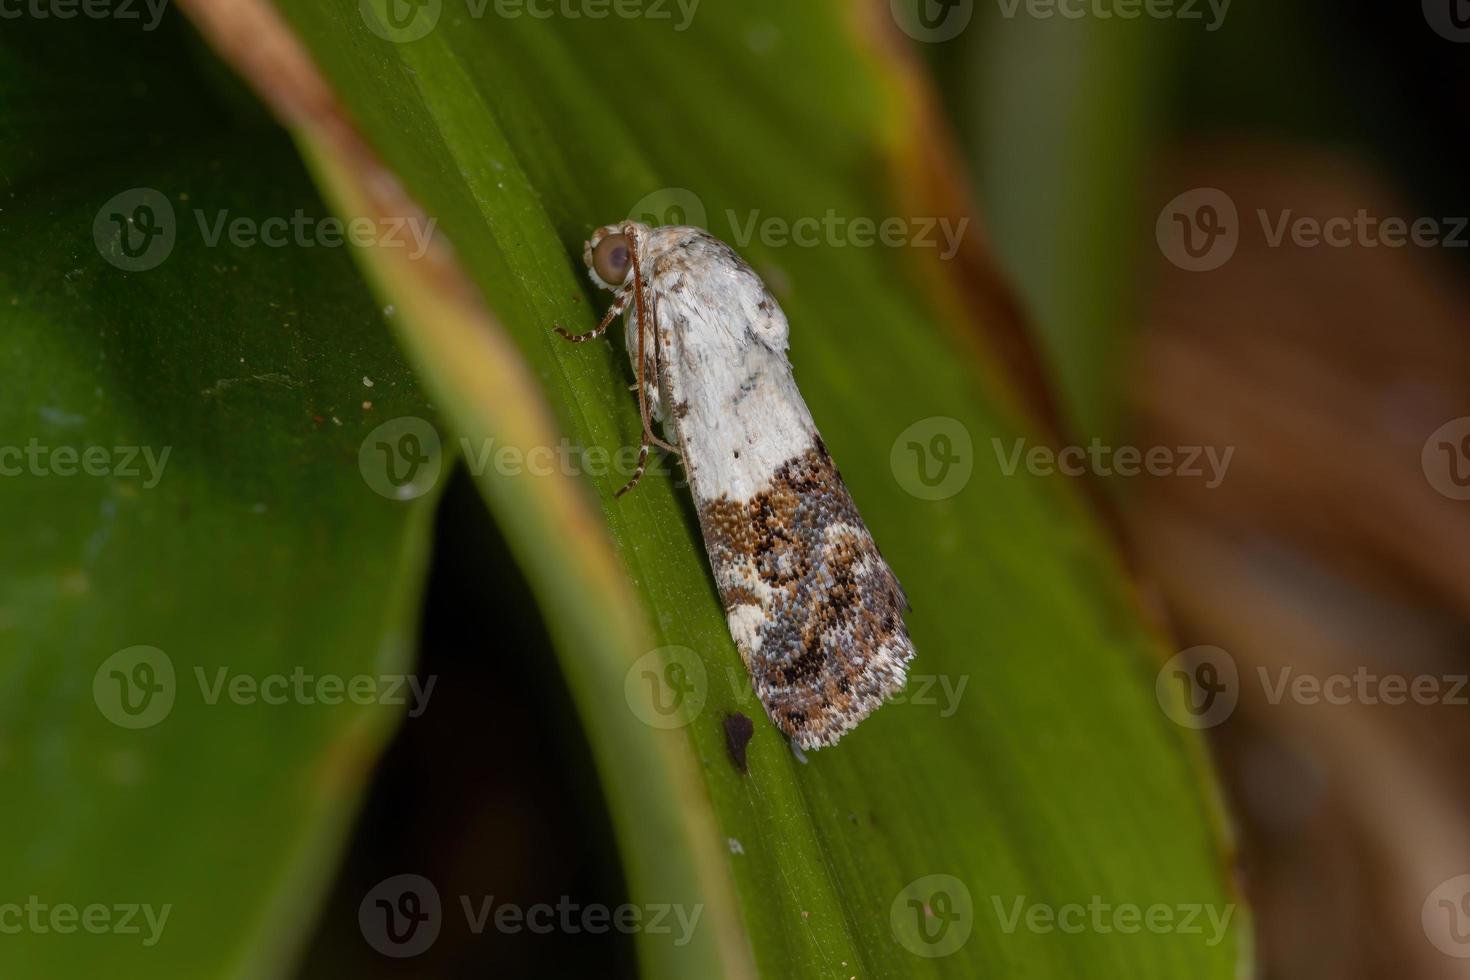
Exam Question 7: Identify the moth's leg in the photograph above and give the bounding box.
[554,290,627,343]
[624,309,664,418]
[611,305,673,498]
[614,299,678,498]
[625,228,679,468]
[614,437,651,498]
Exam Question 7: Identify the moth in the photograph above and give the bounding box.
[558,221,915,749]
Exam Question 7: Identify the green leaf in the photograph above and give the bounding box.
[0,19,441,979]
[942,14,1176,437]
[178,0,1247,976]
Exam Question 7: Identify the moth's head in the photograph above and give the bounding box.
[584,222,641,291]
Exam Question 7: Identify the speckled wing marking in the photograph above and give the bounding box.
[631,225,916,750]
[698,440,914,749]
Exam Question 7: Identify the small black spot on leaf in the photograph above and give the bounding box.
[724,713,755,774]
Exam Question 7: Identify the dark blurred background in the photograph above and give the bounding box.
[937,1,1470,977]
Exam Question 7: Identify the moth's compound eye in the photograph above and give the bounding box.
[592,233,632,285]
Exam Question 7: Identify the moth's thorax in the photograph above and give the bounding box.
[623,226,808,501]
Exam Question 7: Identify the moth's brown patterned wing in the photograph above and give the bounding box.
[697,439,915,749]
